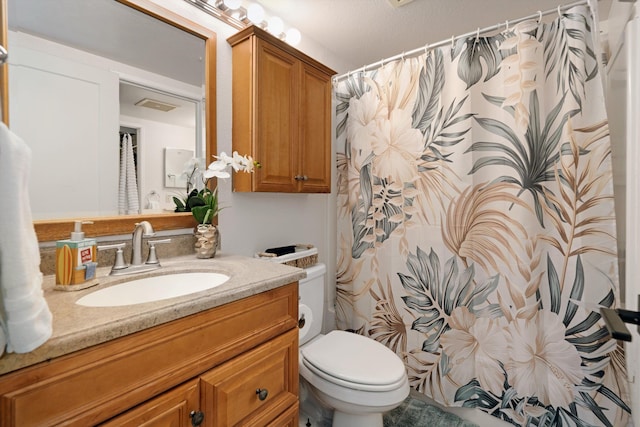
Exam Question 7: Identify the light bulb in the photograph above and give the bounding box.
[223,0,241,9]
[267,16,284,35]
[286,28,301,46]
[246,3,265,24]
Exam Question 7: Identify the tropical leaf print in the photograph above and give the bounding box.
[369,276,408,358]
[399,247,500,353]
[349,166,418,259]
[335,5,627,426]
[539,11,598,108]
[539,118,616,291]
[451,33,507,89]
[498,20,543,130]
[442,182,530,274]
[412,48,445,134]
[335,71,375,142]
[406,347,453,404]
[467,90,577,227]
[450,255,629,426]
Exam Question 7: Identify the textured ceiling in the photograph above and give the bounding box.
[259,0,611,73]
[9,0,612,83]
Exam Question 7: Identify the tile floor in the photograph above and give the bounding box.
[299,380,479,427]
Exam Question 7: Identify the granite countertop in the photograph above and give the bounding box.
[0,253,306,376]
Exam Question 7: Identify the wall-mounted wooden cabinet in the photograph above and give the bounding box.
[0,284,298,427]
[227,26,336,193]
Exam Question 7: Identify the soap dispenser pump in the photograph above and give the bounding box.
[55,221,98,286]
[70,220,88,241]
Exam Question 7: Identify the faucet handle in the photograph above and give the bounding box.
[98,243,128,271]
[146,238,171,265]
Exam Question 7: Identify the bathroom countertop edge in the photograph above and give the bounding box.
[0,253,306,376]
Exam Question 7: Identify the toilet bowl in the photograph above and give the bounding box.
[298,264,409,427]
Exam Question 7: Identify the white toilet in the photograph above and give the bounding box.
[298,263,409,427]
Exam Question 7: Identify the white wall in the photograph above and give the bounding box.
[120,115,196,213]
[605,2,639,425]
[146,0,348,331]
[8,31,203,219]
[8,37,120,220]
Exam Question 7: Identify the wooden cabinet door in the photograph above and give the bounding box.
[254,39,300,193]
[99,380,200,427]
[228,26,335,194]
[200,329,298,427]
[298,62,332,193]
[265,402,299,427]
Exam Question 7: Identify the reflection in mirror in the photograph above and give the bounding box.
[118,81,202,215]
[6,0,213,235]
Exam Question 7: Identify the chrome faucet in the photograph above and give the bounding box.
[131,221,155,266]
[98,221,171,276]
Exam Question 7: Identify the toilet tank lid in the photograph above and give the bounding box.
[302,263,326,281]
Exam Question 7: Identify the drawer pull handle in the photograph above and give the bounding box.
[294,175,309,181]
[256,388,269,401]
[189,410,204,426]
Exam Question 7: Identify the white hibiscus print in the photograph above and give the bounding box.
[370,57,422,112]
[371,108,424,184]
[347,90,387,164]
[505,310,584,407]
[440,307,509,395]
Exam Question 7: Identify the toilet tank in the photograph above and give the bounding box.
[298,263,326,346]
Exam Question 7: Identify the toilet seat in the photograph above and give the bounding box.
[300,330,406,392]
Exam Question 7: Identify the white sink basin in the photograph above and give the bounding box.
[76,272,230,307]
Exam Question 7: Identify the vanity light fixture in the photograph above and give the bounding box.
[223,0,242,9]
[267,16,284,36]
[285,28,301,45]
[135,98,178,112]
[185,0,302,46]
[246,3,265,24]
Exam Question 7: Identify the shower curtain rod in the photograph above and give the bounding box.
[333,0,590,83]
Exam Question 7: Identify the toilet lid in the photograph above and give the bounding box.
[301,330,406,388]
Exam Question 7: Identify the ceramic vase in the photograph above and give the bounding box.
[194,224,219,258]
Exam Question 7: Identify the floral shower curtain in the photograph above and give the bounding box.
[334,5,631,426]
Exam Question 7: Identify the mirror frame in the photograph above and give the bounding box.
[1,0,216,241]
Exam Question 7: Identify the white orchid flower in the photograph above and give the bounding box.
[203,159,231,179]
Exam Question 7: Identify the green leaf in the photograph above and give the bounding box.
[172,196,187,212]
[546,254,561,314]
[564,255,585,326]
[191,205,212,224]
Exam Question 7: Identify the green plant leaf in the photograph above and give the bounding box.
[172,196,187,212]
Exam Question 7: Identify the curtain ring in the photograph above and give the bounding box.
[537,10,542,23]
[451,35,455,49]
[557,5,562,17]
[424,43,429,55]
[505,19,509,31]
[401,51,406,60]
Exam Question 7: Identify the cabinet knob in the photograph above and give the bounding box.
[256,388,269,401]
[294,175,309,181]
[189,410,204,426]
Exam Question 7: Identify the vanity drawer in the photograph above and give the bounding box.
[0,283,298,427]
[200,328,298,427]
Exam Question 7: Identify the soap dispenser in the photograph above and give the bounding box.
[55,221,98,286]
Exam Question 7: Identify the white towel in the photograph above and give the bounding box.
[0,122,52,355]
[118,134,140,215]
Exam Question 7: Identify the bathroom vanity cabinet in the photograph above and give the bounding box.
[227,26,336,194]
[0,283,299,427]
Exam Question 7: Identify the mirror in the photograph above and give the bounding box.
[1,0,216,241]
